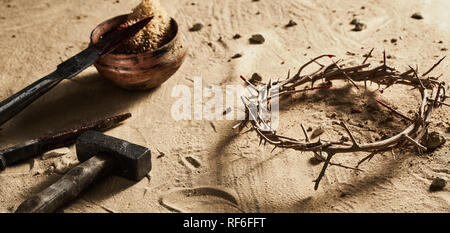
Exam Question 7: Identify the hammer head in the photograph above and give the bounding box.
[76,131,151,181]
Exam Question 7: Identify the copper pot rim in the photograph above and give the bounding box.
[90,14,180,59]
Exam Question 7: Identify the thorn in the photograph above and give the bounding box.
[408,65,425,90]
[314,151,325,161]
[340,122,359,148]
[330,162,363,171]
[240,75,259,92]
[357,150,379,167]
[242,128,254,134]
[423,56,446,77]
[427,98,450,107]
[376,99,414,122]
[232,123,242,130]
[404,134,427,151]
[362,48,374,65]
[271,146,277,153]
[301,123,311,143]
[314,153,334,190]
[330,58,359,90]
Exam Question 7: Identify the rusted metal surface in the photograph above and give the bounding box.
[16,131,151,213]
[0,113,131,171]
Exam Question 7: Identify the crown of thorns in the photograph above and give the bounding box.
[236,50,447,190]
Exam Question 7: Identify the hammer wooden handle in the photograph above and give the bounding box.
[16,155,115,213]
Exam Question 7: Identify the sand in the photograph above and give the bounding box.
[122,0,172,54]
[0,0,449,213]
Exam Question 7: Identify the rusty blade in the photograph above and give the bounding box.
[0,113,132,171]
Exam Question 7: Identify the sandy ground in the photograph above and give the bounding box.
[0,0,449,213]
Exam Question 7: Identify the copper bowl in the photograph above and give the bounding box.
[90,15,187,90]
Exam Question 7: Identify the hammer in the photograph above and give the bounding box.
[16,131,151,213]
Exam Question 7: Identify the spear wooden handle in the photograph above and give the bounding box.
[16,155,115,213]
[0,72,63,126]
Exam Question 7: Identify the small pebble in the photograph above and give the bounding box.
[217,36,228,48]
[233,34,241,39]
[352,22,367,32]
[249,34,265,44]
[411,12,423,20]
[429,177,446,191]
[363,53,373,58]
[350,18,361,25]
[156,150,165,159]
[285,20,298,28]
[423,131,446,149]
[311,123,326,139]
[231,53,242,59]
[391,38,398,43]
[189,23,204,32]
[328,112,337,118]
[249,73,262,85]
[223,107,232,116]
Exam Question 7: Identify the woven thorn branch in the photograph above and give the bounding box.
[236,50,447,190]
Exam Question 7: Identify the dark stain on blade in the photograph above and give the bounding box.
[97,17,154,56]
